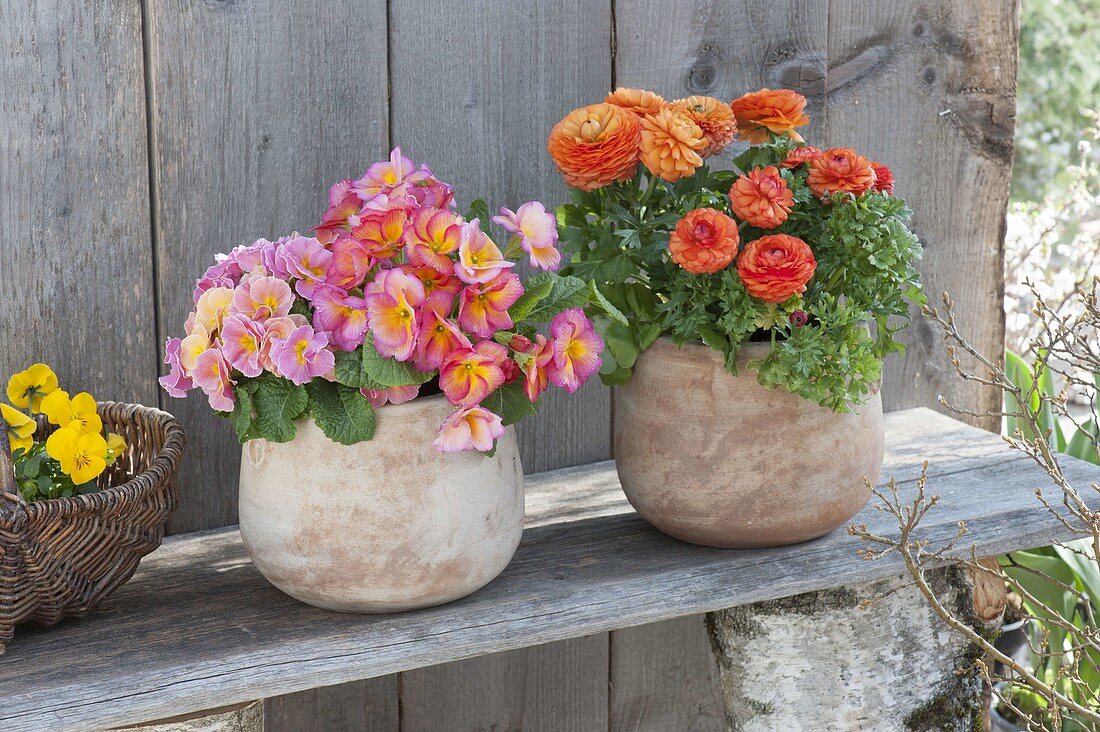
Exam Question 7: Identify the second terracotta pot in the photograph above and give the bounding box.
[614,338,884,548]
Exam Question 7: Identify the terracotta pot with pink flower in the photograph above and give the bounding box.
[547,87,924,548]
[160,148,608,611]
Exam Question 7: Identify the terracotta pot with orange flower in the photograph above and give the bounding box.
[547,87,923,548]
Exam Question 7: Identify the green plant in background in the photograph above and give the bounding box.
[1004,350,1100,464]
[1001,539,1100,731]
[1002,350,1100,730]
[1014,0,1100,203]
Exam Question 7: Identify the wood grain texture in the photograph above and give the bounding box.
[144,0,390,533]
[609,615,724,732]
[824,0,1018,429]
[0,2,157,405]
[614,0,829,148]
[2,409,1097,732]
[264,678,397,732]
[387,2,613,727]
[400,635,609,732]
[389,0,614,474]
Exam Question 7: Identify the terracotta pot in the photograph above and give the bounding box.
[238,394,524,612]
[614,338,883,548]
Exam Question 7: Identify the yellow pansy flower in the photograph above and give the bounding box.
[6,363,59,411]
[1,403,35,453]
[46,426,108,485]
[105,432,127,463]
[40,390,103,435]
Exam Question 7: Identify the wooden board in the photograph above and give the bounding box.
[609,615,725,732]
[0,2,157,405]
[2,409,1097,732]
[399,635,609,732]
[823,0,1019,429]
[143,0,390,533]
[389,0,614,475]
[264,678,397,732]
[387,2,614,727]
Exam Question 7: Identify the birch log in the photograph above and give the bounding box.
[116,702,264,732]
[705,568,1002,731]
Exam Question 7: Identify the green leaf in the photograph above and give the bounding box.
[568,253,639,283]
[508,272,556,322]
[1053,539,1100,613]
[480,382,538,427]
[604,322,639,370]
[599,365,633,385]
[306,380,377,445]
[228,383,258,443]
[334,336,434,390]
[1065,419,1099,465]
[589,282,629,326]
[636,323,663,351]
[1004,350,1038,439]
[465,198,492,224]
[251,376,308,443]
[1005,549,1078,657]
[521,274,591,323]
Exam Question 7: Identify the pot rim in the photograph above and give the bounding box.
[648,336,775,358]
[371,390,448,415]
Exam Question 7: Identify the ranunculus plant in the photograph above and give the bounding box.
[160,149,607,452]
[548,87,925,410]
[3,363,127,500]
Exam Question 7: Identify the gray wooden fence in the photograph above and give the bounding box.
[1,0,1017,729]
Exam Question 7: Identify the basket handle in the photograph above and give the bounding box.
[0,416,27,526]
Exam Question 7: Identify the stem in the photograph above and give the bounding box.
[894,533,1100,724]
[638,172,659,210]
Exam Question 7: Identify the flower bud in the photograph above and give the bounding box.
[501,358,521,384]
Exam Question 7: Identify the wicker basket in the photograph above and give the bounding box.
[0,401,185,653]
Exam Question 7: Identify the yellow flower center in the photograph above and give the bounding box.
[73,450,93,471]
[294,338,311,365]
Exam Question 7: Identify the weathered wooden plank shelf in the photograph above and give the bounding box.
[2,408,1098,732]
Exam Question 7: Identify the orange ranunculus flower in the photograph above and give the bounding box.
[781,145,821,168]
[870,162,895,194]
[729,166,794,229]
[736,234,817,303]
[668,208,740,274]
[730,88,810,143]
[547,103,642,191]
[605,87,666,116]
[639,108,706,182]
[806,147,876,197]
[669,96,737,157]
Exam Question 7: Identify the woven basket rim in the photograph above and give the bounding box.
[21,400,185,519]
